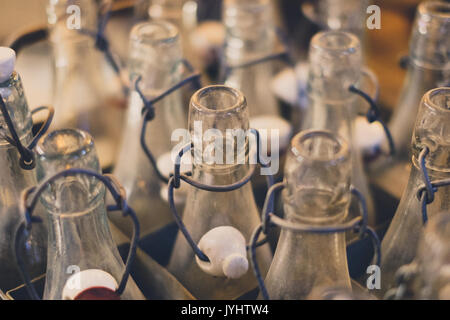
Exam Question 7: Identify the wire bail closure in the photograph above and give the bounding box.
[167,128,275,264]
[416,146,450,224]
[249,182,381,300]
[14,168,140,300]
[135,59,202,184]
[0,95,54,170]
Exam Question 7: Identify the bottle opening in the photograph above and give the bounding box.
[131,21,179,44]
[426,87,450,112]
[291,130,349,164]
[37,129,94,159]
[192,85,246,113]
[312,31,360,53]
[419,1,450,19]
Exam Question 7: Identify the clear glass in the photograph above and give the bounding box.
[264,130,352,299]
[380,87,450,297]
[0,72,47,291]
[222,0,286,123]
[36,129,144,300]
[47,0,126,168]
[168,85,272,299]
[111,21,186,238]
[388,1,450,159]
[302,31,376,226]
[416,212,450,300]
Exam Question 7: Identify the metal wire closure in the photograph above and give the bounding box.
[416,146,450,224]
[135,59,202,183]
[0,96,54,170]
[167,128,275,263]
[220,28,295,83]
[348,85,396,157]
[250,182,381,300]
[14,168,140,300]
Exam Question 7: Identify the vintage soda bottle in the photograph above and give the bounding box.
[35,128,145,300]
[222,0,292,155]
[111,21,187,238]
[388,1,450,159]
[168,85,272,299]
[380,87,450,296]
[302,30,376,225]
[0,47,47,291]
[46,0,125,168]
[264,130,352,299]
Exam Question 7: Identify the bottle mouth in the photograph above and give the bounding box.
[423,87,450,113]
[418,1,450,20]
[130,21,179,45]
[311,31,360,53]
[290,130,349,165]
[190,85,246,114]
[36,129,94,160]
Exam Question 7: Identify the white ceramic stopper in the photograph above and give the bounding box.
[354,116,385,155]
[62,269,118,300]
[271,62,309,107]
[196,226,249,279]
[0,47,15,83]
[250,115,292,152]
[157,151,192,204]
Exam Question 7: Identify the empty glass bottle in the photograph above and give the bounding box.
[388,1,450,159]
[380,87,450,297]
[264,130,352,299]
[302,31,376,226]
[35,128,144,300]
[46,0,125,168]
[0,48,47,291]
[111,21,187,238]
[168,85,272,300]
[222,0,292,155]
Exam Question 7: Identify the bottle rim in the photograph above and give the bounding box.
[190,85,246,115]
[310,30,361,54]
[36,128,94,160]
[418,1,450,20]
[130,20,179,46]
[422,87,450,114]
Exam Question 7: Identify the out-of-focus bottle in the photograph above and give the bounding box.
[0,47,47,291]
[46,0,125,168]
[380,87,450,297]
[264,130,352,299]
[388,1,450,159]
[302,31,376,226]
[168,85,272,300]
[111,21,187,238]
[35,129,145,300]
[222,0,292,156]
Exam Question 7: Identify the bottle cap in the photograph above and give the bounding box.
[250,115,292,152]
[62,269,119,300]
[0,47,15,83]
[354,116,385,156]
[196,226,249,279]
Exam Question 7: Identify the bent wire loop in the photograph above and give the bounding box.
[0,95,54,170]
[167,128,275,263]
[134,59,202,184]
[348,85,396,157]
[249,182,381,300]
[416,146,450,225]
[220,27,295,83]
[14,168,140,300]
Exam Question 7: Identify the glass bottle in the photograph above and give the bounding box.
[111,21,187,238]
[264,130,352,299]
[415,211,450,300]
[380,87,450,297]
[46,0,126,169]
[0,47,47,291]
[302,31,376,226]
[168,85,272,300]
[222,0,292,154]
[388,1,450,159]
[35,128,145,300]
